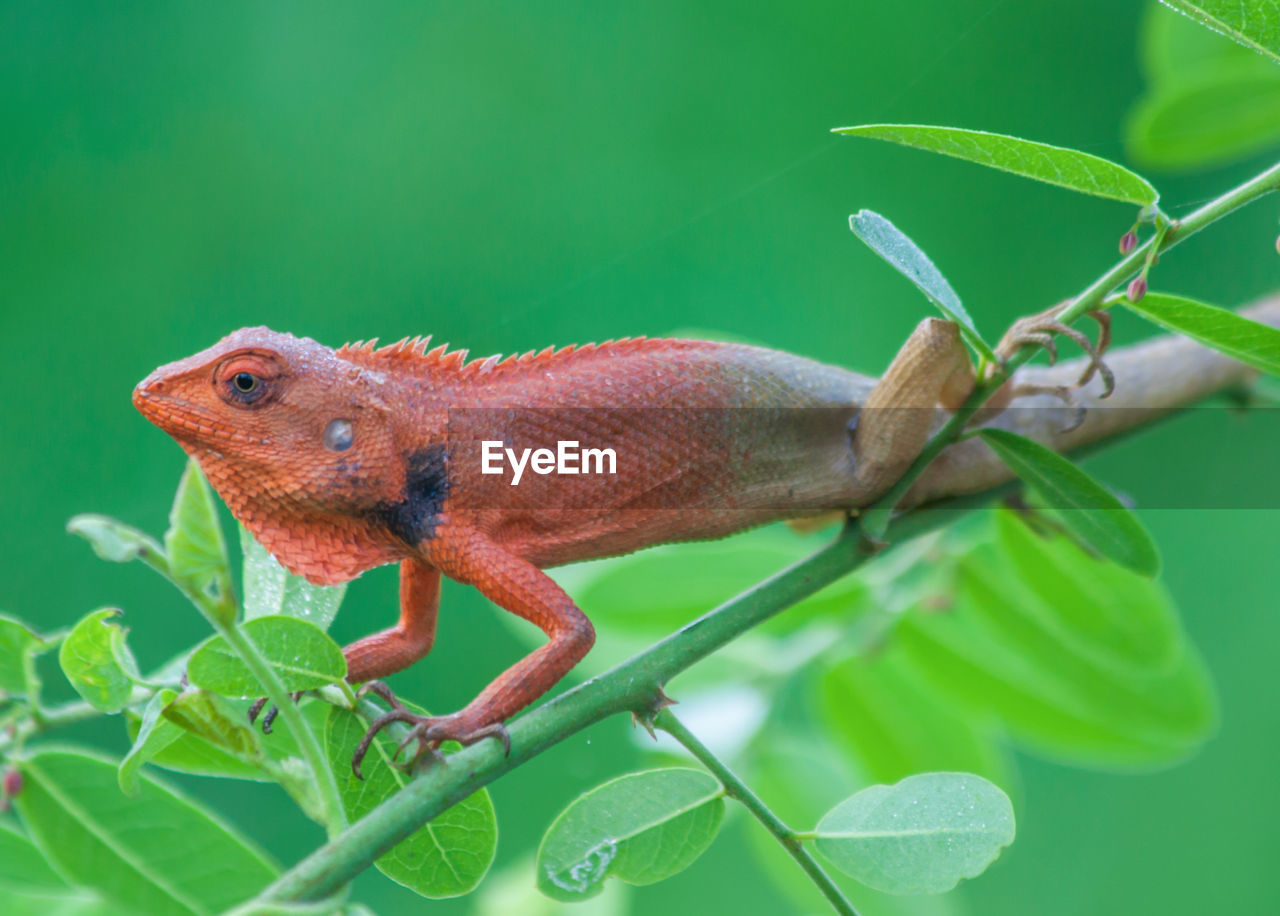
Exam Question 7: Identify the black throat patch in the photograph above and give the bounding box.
[374,444,449,545]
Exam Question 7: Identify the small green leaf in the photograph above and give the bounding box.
[162,690,267,766]
[119,689,182,796]
[241,525,345,629]
[1160,0,1280,64]
[66,515,163,565]
[537,768,725,902]
[325,705,497,898]
[847,210,989,357]
[187,616,347,696]
[58,609,141,713]
[165,461,232,622]
[836,124,1158,205]
[1121,292,1280,376]
[125,697,325,783]
[15,748,278,916]
[976,429,1160,577]
[0,612,51,697]
[813,772,1015,895]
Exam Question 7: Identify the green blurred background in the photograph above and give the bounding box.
[3,1,1279,913]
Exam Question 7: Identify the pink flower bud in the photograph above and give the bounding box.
[1119,231,1138,255]
[1126,276,1147,302]
[2,768,20,798]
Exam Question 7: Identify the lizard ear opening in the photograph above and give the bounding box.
[324,418,354,451]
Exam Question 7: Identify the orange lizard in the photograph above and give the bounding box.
[134,315,1105,773]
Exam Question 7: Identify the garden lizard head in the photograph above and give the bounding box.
[133,326,415,583]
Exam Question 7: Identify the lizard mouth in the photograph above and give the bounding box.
[132,384,256,447]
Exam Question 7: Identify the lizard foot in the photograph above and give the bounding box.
[247,691,304,735]
[350,684,511,779]
[996,306,1114,397]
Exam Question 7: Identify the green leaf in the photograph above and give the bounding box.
[119,689,182,796]
[473,855,630,916]
[0,820,71,891]
[164,461,232,622]
[976,429,1160,577]
[1127,75,1280,169]
[66,515,163,565]
[58,609,141,713]
[847,210,989,357]
[993,510,1181,674]
[0,888,131,916]
[813,772,1015,895]
[14,748,278,916]
[0,824,133,915]
[187,616,347,696]
[125,697,324,783]
[1121,292,1280,376]
[325,705,497,898]
[743,739,969,916]
[1128,4,1280,170]
[537,768,725,902]
[241,525,345,628]
[1160,0,1280,64]
[161,690,267,767]
[835,124,1159,205]
[819,652,1011,790]
[0,612,51,697]
[898,524,1217,768]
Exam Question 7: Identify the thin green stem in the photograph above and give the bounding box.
[0,692,152,756]
[213,618,346,837]
[136,535,347,837]
[656,709,860,916]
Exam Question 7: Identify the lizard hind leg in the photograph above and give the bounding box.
[995,304,1114,396]
[851,317,975,497]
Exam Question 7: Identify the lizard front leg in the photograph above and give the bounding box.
[343,557,441,683]
[353,532,594,774]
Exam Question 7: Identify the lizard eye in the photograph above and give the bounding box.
[215,351,284,407]
[224,371,267,404]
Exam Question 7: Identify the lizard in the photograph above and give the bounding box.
[131,300,1275,775]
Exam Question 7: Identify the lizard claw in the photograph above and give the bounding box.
[349,684,512,780]
[357,680,407,711]
[997,306,1114,398]
[247,691,304,735]
[393,717,512,761]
